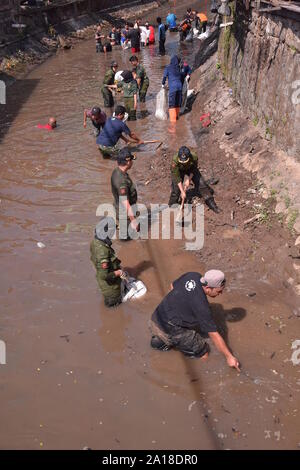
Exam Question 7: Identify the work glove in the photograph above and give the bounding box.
[120,271,129,281]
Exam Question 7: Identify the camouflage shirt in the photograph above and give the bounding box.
[171,152,198,184]
[111,167,137,217]
[102,69,115,86]
[120,80,138,98]
[136,64,147,84]
[90,238,122,298]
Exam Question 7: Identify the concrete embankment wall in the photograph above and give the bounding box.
[217,1,300,160]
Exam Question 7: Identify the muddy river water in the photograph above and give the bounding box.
[0,1,300,450]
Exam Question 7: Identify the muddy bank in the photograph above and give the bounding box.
[147,32,300,294]
[0,1,162,80]
[188,42,300,284]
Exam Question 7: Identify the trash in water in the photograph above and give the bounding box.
[122,277,147,302]
[188,401,197,412]
[37,242,46,248]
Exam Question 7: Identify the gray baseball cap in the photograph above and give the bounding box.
[200,270,226,288]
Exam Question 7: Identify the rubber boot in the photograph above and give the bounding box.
[205,197,221,213]
[175,107,180,119]
[150,335,170,351]
[169,108,177,123]
[205,177,219,186]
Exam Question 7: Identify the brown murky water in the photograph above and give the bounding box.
[0,1,299,450]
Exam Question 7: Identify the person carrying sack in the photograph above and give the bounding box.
[162,55,184,122]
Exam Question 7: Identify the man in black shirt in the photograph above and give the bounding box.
[126,27,141,53]
[150,270,240,370]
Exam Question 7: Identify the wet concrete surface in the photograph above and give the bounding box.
[0,0,300,450]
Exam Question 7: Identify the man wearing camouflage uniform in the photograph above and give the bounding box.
[169,146,220,213]
[129,55,149,103]
[101,61,118,108]
[111,148,140,239]
[90,217,125,307]
[119,70,138,121]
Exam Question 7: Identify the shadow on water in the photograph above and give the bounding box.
[182,305,246,450]
[124,259,154,278]
[0,72,40,144]
[210,304,247,345]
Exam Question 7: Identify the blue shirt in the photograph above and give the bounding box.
[162,56,183,92]
[166,13,176,28]
[158,23,166,41]
[96,117,130,147]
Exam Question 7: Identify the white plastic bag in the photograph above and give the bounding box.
[155,88,168,121]
[185,30,193,42]
[122,277,147,302]
[113,111,129,122]
[114,70,124,83]
[198,30,209,40]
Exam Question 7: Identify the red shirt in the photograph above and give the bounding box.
[149,26,155,43]
[37,124,53,131]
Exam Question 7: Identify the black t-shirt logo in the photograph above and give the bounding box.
[185,279,196,292]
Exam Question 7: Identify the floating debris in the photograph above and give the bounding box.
[188,401,197,412]
[60,335,70,343]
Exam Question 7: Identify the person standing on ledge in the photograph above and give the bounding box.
[150,270,240,371]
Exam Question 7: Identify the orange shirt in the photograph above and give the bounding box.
[197,13,208,22]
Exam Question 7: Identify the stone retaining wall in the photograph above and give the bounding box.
[218,1,300,160]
